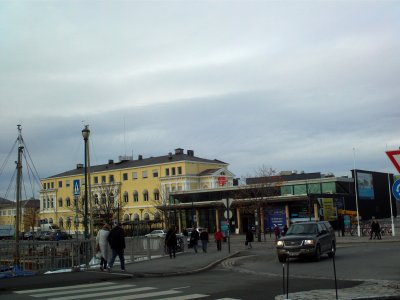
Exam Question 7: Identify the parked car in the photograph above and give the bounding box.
[145,230,167,238]
[276,221,336,262]
[23,231,39,240]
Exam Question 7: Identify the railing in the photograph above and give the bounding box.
[0,236,168,276]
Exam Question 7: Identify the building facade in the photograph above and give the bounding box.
[39,148,235,234]
[0,198,40,232]
[167,170,397,235]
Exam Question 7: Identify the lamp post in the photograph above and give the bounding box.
[82,125,90,239]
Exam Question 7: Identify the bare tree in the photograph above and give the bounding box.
[91,182,124,228]
[233,165,283,238]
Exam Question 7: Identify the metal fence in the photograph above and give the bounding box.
[0,237,168,276]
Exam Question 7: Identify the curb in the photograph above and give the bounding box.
[129,251,242,278]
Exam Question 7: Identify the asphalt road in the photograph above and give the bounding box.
[1,242,399,300]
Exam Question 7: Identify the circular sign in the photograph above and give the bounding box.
[392,179,400,200]
[223,210,233,219]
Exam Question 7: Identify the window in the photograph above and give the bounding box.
[165,168,170,176]
[133,191,139,202]
[153,169,158,178]
[132,172,138,180]
[66,180,70,187]
[59,217,63,228]
[178,166,182,175]
[101,194,106,204]
[66,197,71,207]
[101,176,106,183]
[94,194,99,204]
[123,173,128,181]
[74,198,78,207]
[109,175,114,183]
[172,167,176,176]
[144,213,150,221]
[143,190,149,201]
[94,176,98,184]
[58,181,62,188]
[123,192,129,203]
[154,189,160,201]
[51,182,54,189]
[58,198,63,207]
[142,170,148,178]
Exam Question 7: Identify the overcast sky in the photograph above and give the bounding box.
[1,1,399,199]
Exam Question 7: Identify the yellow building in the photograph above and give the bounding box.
[0,198,40,232]
[39,148,234,234]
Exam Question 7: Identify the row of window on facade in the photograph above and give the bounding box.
[43,211,161,228]
[42,166,184,190]
[42,189,160,209]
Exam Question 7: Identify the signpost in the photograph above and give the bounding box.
[385,150,399,237]
[73,180,80,239]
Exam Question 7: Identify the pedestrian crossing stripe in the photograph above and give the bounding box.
[14,281,242,300]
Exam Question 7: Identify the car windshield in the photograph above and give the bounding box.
[286,224,317,235]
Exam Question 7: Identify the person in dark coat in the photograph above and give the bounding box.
[107,223,126,271]
[190,227,200,253]
[199,229,209,253]
[165,225,177,258]
[245,229,254,249]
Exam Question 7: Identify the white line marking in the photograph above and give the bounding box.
[156,294,208,300]
[32,284,134,297]
[100,289,180,300]
[15,282,115,294]
[48,287,155,300]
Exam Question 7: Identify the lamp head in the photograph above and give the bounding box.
[82,125,90,140]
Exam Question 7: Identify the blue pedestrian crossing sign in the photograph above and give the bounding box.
[392,179,400,200]
[73,179,80,196]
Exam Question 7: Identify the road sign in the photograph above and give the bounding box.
[392,179,400,200]
[221,198,232,208]
[224,210,233,219]
[386,150,400,173]
[73,179,80,196]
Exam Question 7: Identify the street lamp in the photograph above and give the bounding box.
[82,125,90,239]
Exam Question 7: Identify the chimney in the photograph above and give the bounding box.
[187,150,194,156]
[175,148,184,155]
[108,159,114,164]
[138,155,143,160]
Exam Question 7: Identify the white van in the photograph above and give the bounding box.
[40,224,60,232]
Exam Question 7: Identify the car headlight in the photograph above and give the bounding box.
[303,239,315,245]
[276,241,284,247]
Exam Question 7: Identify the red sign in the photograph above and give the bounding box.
[217,176,227,186]
[386,150,400,173]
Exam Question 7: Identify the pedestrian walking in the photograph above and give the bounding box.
[369,219,379,240]
[375,220,382,240]
[96,223,111,271]
[165,225,177,259]
[245,229,254,249]
[107,223,126,272]
[283,224,289,236]
[214,229,223,251]
[273,224,280,241]
[199,229,209,253]
[189,227,199,253]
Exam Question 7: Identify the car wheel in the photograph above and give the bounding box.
[328,242,336,258]
[314,245,321,261]
[278,255,287,263]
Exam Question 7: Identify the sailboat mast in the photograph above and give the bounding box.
[14,125,24,267]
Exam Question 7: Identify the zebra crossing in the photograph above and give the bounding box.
[14,281,242,300]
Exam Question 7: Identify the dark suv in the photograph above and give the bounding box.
[276,221,336,262]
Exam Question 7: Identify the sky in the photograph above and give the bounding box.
[1,1,400,199]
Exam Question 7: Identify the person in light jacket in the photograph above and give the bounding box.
[96,223,111,271]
